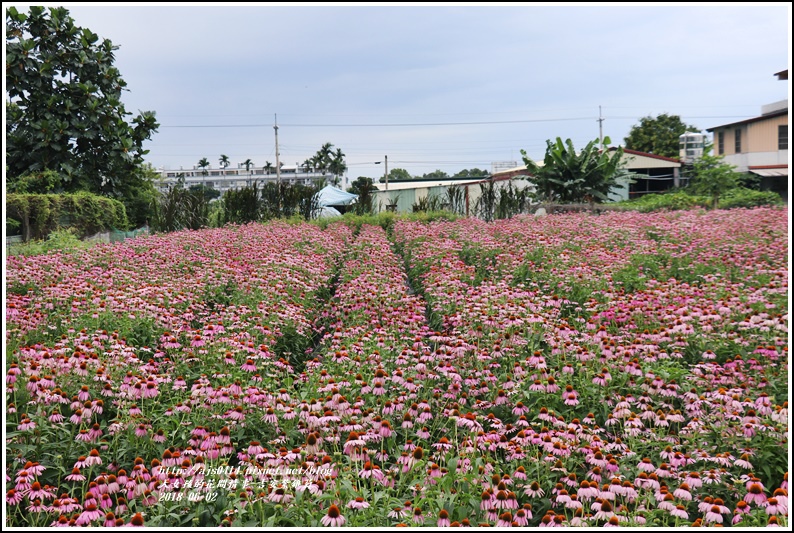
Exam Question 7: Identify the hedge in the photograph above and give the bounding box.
[6,192,129,241]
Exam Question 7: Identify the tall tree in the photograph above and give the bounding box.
[624,113,701,157]
[264,161,273,175]
[5,6,159,197]
[219,154,230,169]
[197,158,210,176]
[329,147,347,185]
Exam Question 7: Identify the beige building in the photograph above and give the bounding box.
[706,70,788,198]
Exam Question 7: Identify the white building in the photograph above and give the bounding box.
[156,163,334,194]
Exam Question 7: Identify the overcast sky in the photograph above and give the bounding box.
[11,3,792,182]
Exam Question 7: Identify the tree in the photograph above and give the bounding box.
[243,159,254,174]
[197,158,210,176]
[5,6,159,197]
[264,161,273,175]
[219,154,230,169]
[689,154,739,209]
[421,170,450,180]
[521,137,626,207]
[381,168,412,182]
[328,148,347,186]
[453,168,488,179]
[347,176,374,195]
[624,113,701,158]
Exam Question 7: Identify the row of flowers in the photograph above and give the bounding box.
[389,208,787,527]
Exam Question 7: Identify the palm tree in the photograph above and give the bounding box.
[243,158,254,185]
[316,142,334,174]
[302,158,315,173]
[264,161,273,175]
[219,154,230,169]
[329,147,347,186]
[197,157,210,189]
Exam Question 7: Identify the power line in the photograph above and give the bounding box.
[160,114,751,129]
[161,117,594,128]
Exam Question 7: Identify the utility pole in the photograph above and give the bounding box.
[274,114,281,186]
[384,155,388,191]
[598,105,604,151]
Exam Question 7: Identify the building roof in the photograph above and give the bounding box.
[619,148,681,164]
[706,108,788,131]
[775,69,788,80]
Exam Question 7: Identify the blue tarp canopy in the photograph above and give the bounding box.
[317,185,358,207]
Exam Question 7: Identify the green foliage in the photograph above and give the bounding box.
[718,188,783,209]
[495,181,531,219]
[618,186,782,212]
[6,227,91,256]
[197,158,210,176]
[5,6,159,197]
[150,182,209,232]
[347,177,376,215]
[689,155,741,208]
[624,113,701,157]
[421,169,450,180]
[412,194,445,213]
[618,191,710,212]
[6,192,129,241]
[446,185,467,216]
[6,169,64,194]
[189,184,221,202]
[521,137,626,205]
[452,168,489,179]
[383,168,413,182]
[220,182,261,224]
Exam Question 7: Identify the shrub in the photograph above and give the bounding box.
[718,188,783,209]
[6,192,129,241]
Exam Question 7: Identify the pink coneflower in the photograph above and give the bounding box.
[765,497,787,516]
[636,457,654,472]
[703,505,723,524]
[524,481,544,498]
[27,481,56,500]
[7,489,23,505]
[103,511,116,527]
[733,499,751,523]
[745,482,768,505]
[27,498,49,513]
[432,437,454,452]
[673,483,692,501]
[65,467,86,482]
[496,511,513,527]
[347,497,370,510]
[437,509,451,527]
[412,506,425,524]
[670,504,688,520]
[388,506,408,519]
[512,402,529,416]
[76,502,103,525]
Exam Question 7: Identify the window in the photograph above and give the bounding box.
[780,125,788,150]
[717,131,724,155]
[734,128,742,153]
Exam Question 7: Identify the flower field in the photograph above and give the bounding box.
[5,208,789,527]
